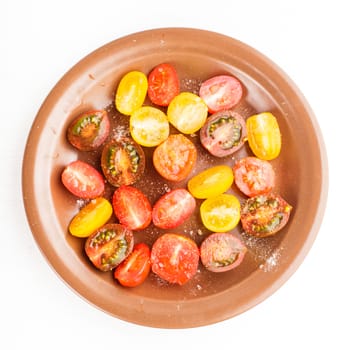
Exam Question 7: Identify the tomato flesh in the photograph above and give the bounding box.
[200,233,247,272]
[114,243,151,287]
[61,160,105,199]
[85,224,134,271]
[112,185,152,230]
[152,189,196,229]
[151,233,199,285]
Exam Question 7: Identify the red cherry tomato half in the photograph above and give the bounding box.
[151,233,199,285]
[241,194,292,237]
[200,110,247,157]
[114,243,151,287]
[67,110,110,151]
[199,75,243,113]
[148,63,180,106]
[233,157,275,197]
[85,224,134,272]
[112,185,152,230]
[61,160,105,199]
[200,233,247,272]
[152,189,196,229]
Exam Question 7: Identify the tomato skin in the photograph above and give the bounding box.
[148,63,180,106]
[112,185,152,231]
[187,165,234,199]
[151,233,199,285]
[130,106,169,147]
[200,110,247,157]
[85,224,134,272]
[200,194,241,232]
[246,112,282,160]
[199,75,243,113]
[115,71,148,115]
[114,243,151,287]
[241,194,292,237]
[69,197,113,238]
[233,157,275,197]
[101,138,145,187]
[200,233,247,272]
[153,134,197,182]
[167,92,208,134]
[61,160,105,199]
[67,110,110,151]
[152,189,196,229]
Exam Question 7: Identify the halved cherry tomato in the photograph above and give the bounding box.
[69,197,112,237]
[115,71,148,115]
[152,189,196,229]
[200,110,247,157]
[200,194,241,232]
[153,134,197,182]
[85,224,134,271]
[187,165,234,199]
[241,194,292,237]
[148,63,180,106]
[101,137,145,187]
[199,75,243,113]
[130,106,169,147]
[233,157,275,197]
[167,92,208,134]
[200,233,247,272]
[151,233,199,285]
[67,110,110,151]
[61,160,105,199]
[112,185,152,231]
[114,243,151,287]
[246,112,282,160]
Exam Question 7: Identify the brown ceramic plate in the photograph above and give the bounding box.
[22,28,327,328]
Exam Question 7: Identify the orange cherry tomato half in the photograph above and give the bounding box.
[148,63,180,106]
[151,233,199,285]
[114,243,151,287]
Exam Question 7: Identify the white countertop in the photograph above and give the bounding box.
[2,0,349,349]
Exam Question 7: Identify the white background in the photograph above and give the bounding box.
[2,0,349,349]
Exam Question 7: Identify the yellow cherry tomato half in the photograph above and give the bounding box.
[130,106,170,147]
[167,92,208,134]
[200,194,241,232]
[246,112,282,160]
[115,71,148,115]
[187,165,234,199]
[69,197,113,238]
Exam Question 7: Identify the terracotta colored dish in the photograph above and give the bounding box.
[22,28,328,328]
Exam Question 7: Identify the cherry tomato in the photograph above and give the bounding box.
[101,137,145,187]
[152,189,196,229]
[246,112,282,160]
[187,165,234,199]
[200,233,247,272]
[67,110,110,151]
[115,71,148,115]
[148,63,180,106]
[199,75,243,113]
[167,92,208,134]
[241,194,292,237]
[233,157,275,197]
[69,197,113,238]
[85,224,134,272]
[61,160,105,199]
[114,243,151,287]
[200,194,241,232]
[151,233,199,285]
[130,106,169,147]
[200,110,247,157]
[112,185,152,231]
[153,134,197,182]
